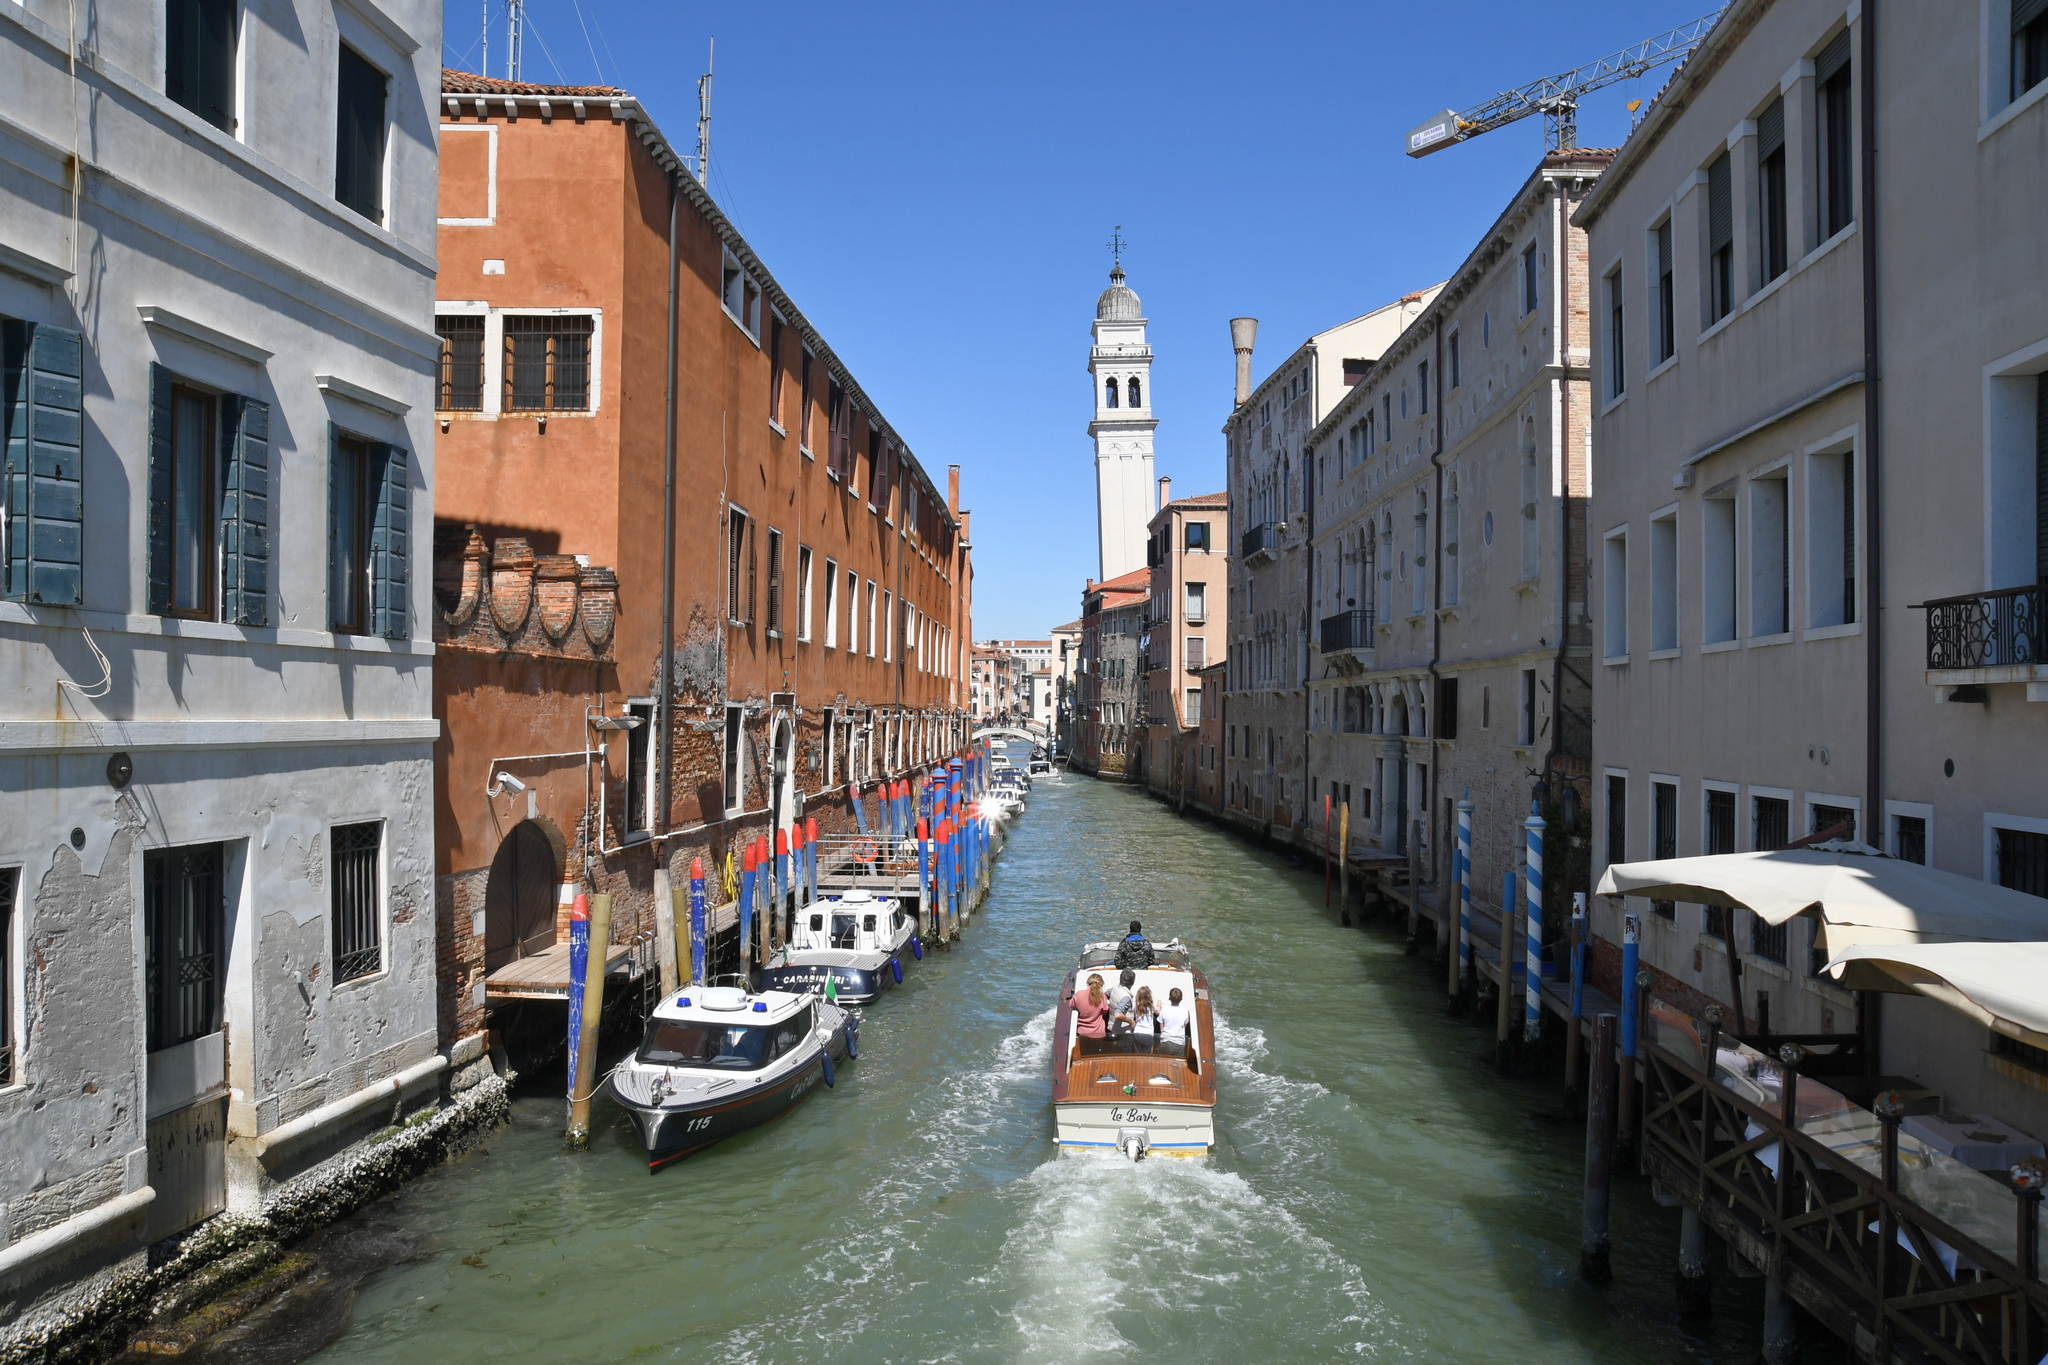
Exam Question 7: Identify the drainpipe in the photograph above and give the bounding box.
[657,172,680,843]
[1427,317,1445,898]
[1858,0,1884,1074]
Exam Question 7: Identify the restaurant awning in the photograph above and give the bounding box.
[1593,841,2048,950]
[1825,941,2048,1051]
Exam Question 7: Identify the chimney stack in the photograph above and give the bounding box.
[1157,475,1171,512]
[1230,317,1258,407]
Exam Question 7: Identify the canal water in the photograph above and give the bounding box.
[204,768,1770,1364]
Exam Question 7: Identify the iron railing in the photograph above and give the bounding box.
[1922,583,2044,670]
[1319,609,1374,654]
[1241,521,1279,562]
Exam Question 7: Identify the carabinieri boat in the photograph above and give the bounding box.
[1050,938,1217,1159]
[756,888,915,1004]
[606,985,855,1170]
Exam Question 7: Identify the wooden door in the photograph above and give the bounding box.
[484,821,559,971]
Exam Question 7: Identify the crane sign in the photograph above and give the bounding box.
[1405,9,1728,159]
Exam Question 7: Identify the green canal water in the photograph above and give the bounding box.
[204,769,1773,1364]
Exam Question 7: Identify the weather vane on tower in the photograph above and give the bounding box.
[1107,226,1126,269]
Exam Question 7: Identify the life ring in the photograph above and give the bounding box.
[853,839,879,862]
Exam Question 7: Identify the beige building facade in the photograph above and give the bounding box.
[1578,0,2048,1131]
[1221,294,1440,839]
[1305,152,1606,934]
[1141,486,1228,803]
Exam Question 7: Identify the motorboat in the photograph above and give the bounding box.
[1027,757,1051,775]
[756,888,914,1004]
[1050,939,1217,1159]
[607,985,855,1170]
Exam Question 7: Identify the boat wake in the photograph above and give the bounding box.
[994,1148,1387,1361]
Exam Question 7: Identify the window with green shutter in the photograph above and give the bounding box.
[328,426,407,639]
[147,366,268,624]
[2,321,84,605]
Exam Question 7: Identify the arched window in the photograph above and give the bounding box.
[1127,377,1141,407]
[1105,378,1118,408]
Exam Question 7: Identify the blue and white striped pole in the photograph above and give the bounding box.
[1620,913,1641,1064]
[1570,891,1587,1023]
[1455,791,1474,996]
[1524,801,1545,1043]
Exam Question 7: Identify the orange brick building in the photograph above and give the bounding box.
[428,71,973,1059]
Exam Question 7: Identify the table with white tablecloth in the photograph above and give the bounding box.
[1900,1110,2045,1173]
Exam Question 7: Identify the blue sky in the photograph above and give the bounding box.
[442,1,1715,640]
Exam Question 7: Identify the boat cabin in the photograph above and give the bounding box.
[794,889,906,957]
[636,986,817,1074]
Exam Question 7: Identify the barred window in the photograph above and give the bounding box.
[145,845,224,1051]
[331,822,384,983]
[0,867,15,1085]
[436,315,485,411]
[504,314,593,411]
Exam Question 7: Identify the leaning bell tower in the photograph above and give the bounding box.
[1087,244,1157,582]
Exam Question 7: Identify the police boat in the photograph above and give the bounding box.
[606,985,855,1171]
[756,888,915,1005]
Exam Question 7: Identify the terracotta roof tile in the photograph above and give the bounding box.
[441,68,625,98]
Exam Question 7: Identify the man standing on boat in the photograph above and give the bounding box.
[1114,920,1154,971]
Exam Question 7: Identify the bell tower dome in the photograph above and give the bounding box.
[1087,255,1157,581]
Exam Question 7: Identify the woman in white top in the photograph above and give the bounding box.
[1155,986,1195,1060]
[1128,985,1160,1053]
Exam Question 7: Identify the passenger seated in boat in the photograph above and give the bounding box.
[1156,987,1194,1059]
[1128,986,1160,1054]
[1107,970,1136,1046]
[1073,974,1112,1056]
[1114,920,1155,971]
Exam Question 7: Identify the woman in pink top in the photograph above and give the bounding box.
[1072,973,1111,1056]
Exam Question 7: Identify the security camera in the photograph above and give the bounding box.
[492,771,527,795]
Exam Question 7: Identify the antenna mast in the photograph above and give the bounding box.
[481,0,488,81]
[505,0,524,81]
[695,38,715,186]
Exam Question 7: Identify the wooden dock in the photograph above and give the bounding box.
[485,941,636,1001]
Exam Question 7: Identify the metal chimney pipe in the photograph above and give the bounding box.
[1230,317,1258,406]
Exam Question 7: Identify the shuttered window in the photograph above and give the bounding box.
[335,45,388,223]
[2,322,83,605]
[165,0,235,133]
[1757,97,1788,283]
[220,395,270,626]
[2018,0,2048,99]
[1653,220,1675,363]
[1816,31,1854,240]
[435,315,485,411]
[326,428,408,638]
[149,368,267,625]
[1706,152,1734,323]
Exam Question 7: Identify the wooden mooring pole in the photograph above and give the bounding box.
[1337,800,1351,924]
[1564,893,1586,1103]
[1580,1010,1617,1282]
[1494,868,1515,1066]
[1404,824,1421,953]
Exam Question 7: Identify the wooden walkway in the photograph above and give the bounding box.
[484,942,635,1001]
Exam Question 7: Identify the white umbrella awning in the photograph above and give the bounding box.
[1825,941,2048,1051]
[1594,842,2048,949]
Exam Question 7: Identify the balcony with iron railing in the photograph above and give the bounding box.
[1318,609,1374,658]
[1241,521,1280,566]
[1918,583,2047,699]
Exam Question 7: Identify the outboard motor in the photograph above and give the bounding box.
[1117,1127,1151,1163]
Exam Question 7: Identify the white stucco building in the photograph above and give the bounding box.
[1088,263,1157,582]
[0,0,442,1318]
[1579,0,2048,1133]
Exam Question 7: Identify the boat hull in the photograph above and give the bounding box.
[756,961,893,1004]
[1054,1099,1215,1158]
[608,1034,849,1171]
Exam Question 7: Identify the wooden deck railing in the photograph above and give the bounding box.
[1640,1007,2047,1363]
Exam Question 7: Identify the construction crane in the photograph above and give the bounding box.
[1404,9,1728,159]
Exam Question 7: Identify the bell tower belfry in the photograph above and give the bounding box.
[1087,239,1157,582]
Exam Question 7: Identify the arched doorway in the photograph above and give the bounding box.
[484,820,560,971]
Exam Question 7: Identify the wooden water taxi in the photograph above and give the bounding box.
[1050,939,1217,1158]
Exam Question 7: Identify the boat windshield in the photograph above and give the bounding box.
[637,1006,815,1071]
[1077,944,1191,970]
